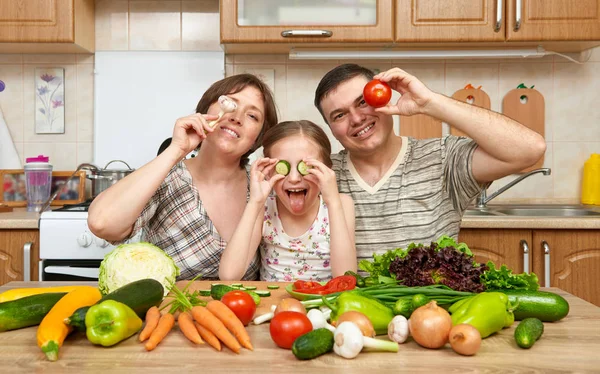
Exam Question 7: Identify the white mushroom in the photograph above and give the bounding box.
[333,321,399,359]
[388,315,410,344]
[307,309,335,332]
[208,95,237,128]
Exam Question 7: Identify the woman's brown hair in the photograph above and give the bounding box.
[196,74,278,167]
[262,120,332,168]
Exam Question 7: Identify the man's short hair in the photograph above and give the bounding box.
[314,64,374,124]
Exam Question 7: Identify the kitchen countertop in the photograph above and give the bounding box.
[0,209,39,229]
[0,281,599,373]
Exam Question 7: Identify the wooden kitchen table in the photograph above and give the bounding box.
[0,281,599,373]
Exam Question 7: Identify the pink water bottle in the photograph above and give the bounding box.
[24,155,53,212]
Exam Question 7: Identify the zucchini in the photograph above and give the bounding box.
[244,286,257,290]
[0,293,66,332]
[500,290,569,322]
[276,160,291,176]
[267,285,280,290]
[65,278,164,332]
[514,318,544,349]
[0,286,84,303]
[292,328,334,360]
[297,161,310,176]
[255,290,271,297]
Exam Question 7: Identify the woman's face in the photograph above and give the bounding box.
[205,85,266,157]
[269,135,322,217]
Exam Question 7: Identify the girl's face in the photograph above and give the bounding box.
[269,135,323,216]
[205,85,265,157]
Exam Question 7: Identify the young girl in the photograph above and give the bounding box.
[219,120,356,281]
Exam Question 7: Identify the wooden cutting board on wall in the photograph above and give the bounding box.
[399,114,442,139]
[450,87,491,137]
[502,88,545,173]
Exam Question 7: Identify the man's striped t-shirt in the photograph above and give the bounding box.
[332,135,484,263]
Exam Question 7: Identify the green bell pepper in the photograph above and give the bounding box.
[85,300,143,347]
[449,292,515,338]
[326,291,394,335]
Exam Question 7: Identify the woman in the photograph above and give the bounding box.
[88,74,278,280]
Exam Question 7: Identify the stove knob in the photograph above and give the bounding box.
[96,238,109,248]
[77,232,93,247]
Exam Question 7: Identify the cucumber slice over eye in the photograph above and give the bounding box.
[297,161,310,176]
[275,160,291,176]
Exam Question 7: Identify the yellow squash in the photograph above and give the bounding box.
[0,286,87,303]
[37,286,102,361]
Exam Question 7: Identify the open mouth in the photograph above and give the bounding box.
[286,188,307,213]
[353,122,375,137]
[221,127,240,138]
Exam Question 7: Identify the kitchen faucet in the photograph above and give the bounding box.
[476,168,551,208]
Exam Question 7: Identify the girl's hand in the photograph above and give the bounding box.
[249,158,285,204]
[372,68,435,117]
[169,113,219,157]
[303,158,340,205]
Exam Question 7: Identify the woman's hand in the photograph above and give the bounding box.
[169,113,219,157]
[303,158,340,206]
[372,68,436,117]
[249,158,285,204]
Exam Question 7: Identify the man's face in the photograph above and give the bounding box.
[319,75,394,155]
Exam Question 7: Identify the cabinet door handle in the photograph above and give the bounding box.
[514,0,522,31]
[281,30,333,37]
[520,239,529,273]
[494,0,503,32]
[23,242,32,282]
[542,240,550,287]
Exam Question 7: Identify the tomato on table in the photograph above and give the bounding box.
[220,290,256,326]
[269,311,312,349]
[293,280,327,294]
[321,275,356,293]
[363,79,392,108]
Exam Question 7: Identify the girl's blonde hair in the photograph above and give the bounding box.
[262,120,332,168]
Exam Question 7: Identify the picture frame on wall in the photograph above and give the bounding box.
[0,170,86,207]
[35,67,65,134]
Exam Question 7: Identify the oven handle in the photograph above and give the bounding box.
[44,266,99,279]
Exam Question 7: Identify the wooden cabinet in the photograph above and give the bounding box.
[0,230,39,286]
[459,228,600,307]
[0,0,94,53]
[507,0,600,41]
[396,0,505,42]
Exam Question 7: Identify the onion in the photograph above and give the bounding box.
[449,324,481,356]
[275,298,306,315]
[408,301,452,349]
[336,311,376,337]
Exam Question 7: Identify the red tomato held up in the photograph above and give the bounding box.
[269,311,313,349]
[220,290,256,326]
[363,79,392,108]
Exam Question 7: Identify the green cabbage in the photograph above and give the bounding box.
[98,242,179,296]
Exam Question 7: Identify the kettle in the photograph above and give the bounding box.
[581,154,600,205]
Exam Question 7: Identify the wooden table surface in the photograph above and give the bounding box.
[1,281,599,373]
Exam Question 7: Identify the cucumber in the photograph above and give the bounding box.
[0,293,66,332]
[231,283,243,288]
[392,298,413,318]
[198,290,211,296]
[245,290,261,306]
[267,285,279,290]
[255,290,271,297]
[275,160,291,176]
[65,278,164,332]
[244,286,257,290]
[514,318,544,349]
[500,290,570,322]
[210,284,260,305]
[297,161,310,176]
[292,328,334,360]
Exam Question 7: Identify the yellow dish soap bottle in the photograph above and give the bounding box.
[581,153,600,205]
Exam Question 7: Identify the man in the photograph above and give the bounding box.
[314,64,546,262]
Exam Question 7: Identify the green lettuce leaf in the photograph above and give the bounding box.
[436,235,473,257]
[480,261,539,291]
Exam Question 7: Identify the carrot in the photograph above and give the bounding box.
[178,311,204,345]
[139,306,161,342]
[145,312,175,351]
[206,300,253,351]
[191,306,241,354]
[194,322,221,351]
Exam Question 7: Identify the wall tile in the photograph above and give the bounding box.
[77,142,94,165]
[23,142,78,170]
[553,62,600,142]
[77,54,95,64]
[129,1,181,50]
[0,65,24,143]
[445,63,500,112]
[499,62,553,141]
[553,142,600,200]
[95,0,129,50]
[0,55,23,64]
[233,64,287,120]
[77,64,95,142]
[182,0,220,51]
[23,55,77,64]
